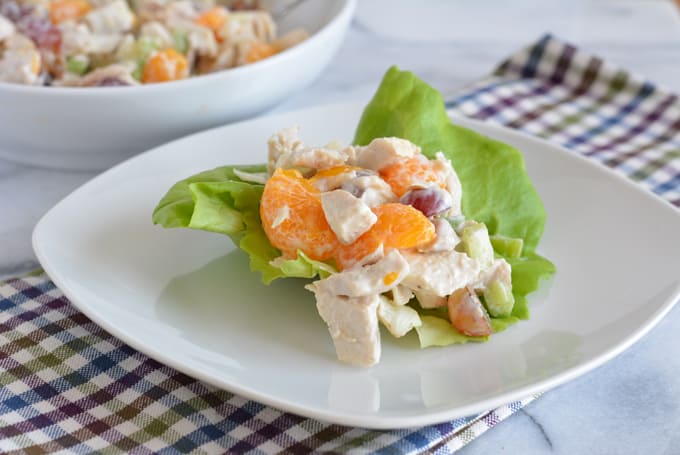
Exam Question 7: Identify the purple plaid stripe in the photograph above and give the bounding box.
[1,274,482,454]
[449,35,680,207]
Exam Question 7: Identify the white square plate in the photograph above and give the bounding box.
[33,103,680,429]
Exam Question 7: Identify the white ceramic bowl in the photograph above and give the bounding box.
[0,0,356,170]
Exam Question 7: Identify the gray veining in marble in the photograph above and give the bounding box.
[2,1,680,453]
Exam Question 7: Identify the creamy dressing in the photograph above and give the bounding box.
[264,129,514,366]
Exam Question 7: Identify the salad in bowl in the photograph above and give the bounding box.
[152,67,556,366]
[0,0,307,86]
[0,0,354,170]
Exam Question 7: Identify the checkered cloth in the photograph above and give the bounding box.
[2,35,680,454]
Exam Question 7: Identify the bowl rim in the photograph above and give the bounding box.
[0,0,356,96]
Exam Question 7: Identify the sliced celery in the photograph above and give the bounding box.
[172,30,189,54]
[490,235,524,259]
[131,62,143,81]
[137,36,160,59]
[66,55,89,75]
[460,221,494,267]
[483,279,515,317]
[377,297,421,338]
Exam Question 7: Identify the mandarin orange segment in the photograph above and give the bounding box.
[336,203,436,269]
[49,0,91,24]
[260,169,339,261]
[380,157,444,197]
[376,203,437,249]
[142,48,188,83]
[195,7,228,39]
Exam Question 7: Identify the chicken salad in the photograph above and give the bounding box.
[0,0,307,86]
[152,67,556,367]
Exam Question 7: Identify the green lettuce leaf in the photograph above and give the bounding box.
[354,66,546,253]
[152,67,556,349]
[415,316,487,347]
[353,66,556,346]
[152,165,334,284]
[153,164,267,233]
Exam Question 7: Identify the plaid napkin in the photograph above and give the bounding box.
[2,35,680,454]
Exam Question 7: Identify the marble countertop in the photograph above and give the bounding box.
[2,0,680,453]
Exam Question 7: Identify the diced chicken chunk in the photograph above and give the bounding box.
[0,14,15,42]
[217,11,276,43]
[314,291,381,367]
[85,0,135,34]
[162,0,198,26]
[275,146,351,174]
[419,218,460,253]
[401,249,480,297]
[0,34,41,85]
[474,258,512,289]
[321,190,377,245]
[267,128,357,176]
[413,290,446,309]
[341,174,396,207]
[78,62,138,86]
[310,249,409,298]
[184,23,218,58]
[60,21,121,55]
[355,137,420,171]
[197,43,237,73]
[267,126,305,174]
[140,21,174,49]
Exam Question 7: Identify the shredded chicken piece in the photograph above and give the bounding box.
[139,21,174,49]
[320,190,377,245]
[78,62,139,86]
[0,33,41,85]
[315,292,381,367]
[60,21,122,55]
[401,249,481,297]
[0,14,15,42]
[267,126,305,174]
[188,23,218,58]
[341,174,396,207]
[267,127,356,175]
[217,11,276,43]
[474,258,512,289]
[309,250,409,298]
[85,0,135,34]
[413,290,446,309]
[354,137,420,171]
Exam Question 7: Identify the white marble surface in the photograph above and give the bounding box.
[2,0,680,453]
